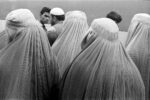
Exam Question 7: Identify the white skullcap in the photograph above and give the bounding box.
[50,7,65,16]
[6,9,36,27]
[131,13,150,24]
[91,18,119,33]
[66,10,87,20]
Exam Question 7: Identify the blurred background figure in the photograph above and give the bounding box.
[106,11,128,46]
[106,11,122,24]
[126,13,150,100]
[40,7,51,31]
[52,10,89,77]
[50,7,65,26]
[61,18,145,100]
[0,9,59,100]
[47,7,65,45]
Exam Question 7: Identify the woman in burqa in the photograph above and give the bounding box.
[0,9,59,100]
[126,13,150,100]
[61,18,145,100]
[52,11,88,77]
[125,13,150,47]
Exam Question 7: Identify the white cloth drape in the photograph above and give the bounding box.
[61,18,145,100]
[52,11,89,77]
[0,9,60,100]
[126,13,150,100]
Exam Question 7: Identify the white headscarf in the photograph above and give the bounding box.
[81,18,119,50]
[91,18,119,33]
[89,18,118,40]
[0,9,59,100]
[125,13,150,47]
[6,9,36,27]
[5,9,41,43]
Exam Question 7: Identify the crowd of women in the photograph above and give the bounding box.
[0,7,149,100]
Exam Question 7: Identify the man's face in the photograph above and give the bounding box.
[40,12,51,24]
[50,15,57,26]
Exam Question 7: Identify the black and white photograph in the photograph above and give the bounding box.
[0,0,149,99]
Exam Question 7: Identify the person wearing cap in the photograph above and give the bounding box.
[40,7,51,31]
[61,18,145,100]
[0,9,60,100]
[47,7,65,45]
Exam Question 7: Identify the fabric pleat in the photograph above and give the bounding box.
[0,31,8,50]
[0,20,8,50]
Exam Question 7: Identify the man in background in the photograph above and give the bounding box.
[106,11,127,46]
[106,11,122,24]
[40,7,51,31]
[47,7,65,45]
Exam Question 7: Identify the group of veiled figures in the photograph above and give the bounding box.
[0,8,149,100]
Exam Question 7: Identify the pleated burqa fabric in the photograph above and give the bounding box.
[126,13,150,100]
[61,18,145,100]
[0,20,8,50]
[0,31,8,50]
[125,13,150,47]
[0,9,59,100]
[52,11,89,77]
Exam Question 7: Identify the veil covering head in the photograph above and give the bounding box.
[0,31,8,50]
[52,10,89,77]
[0,9,59,100]
[125,13,150,47]
[61,18,145,100]
[126,13,150,100]
[81,18,119,50]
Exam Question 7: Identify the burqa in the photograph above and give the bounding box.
[61,18,145,100]
[0,9,59,100]
[52,11,89,77]
[126,13,150,100]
